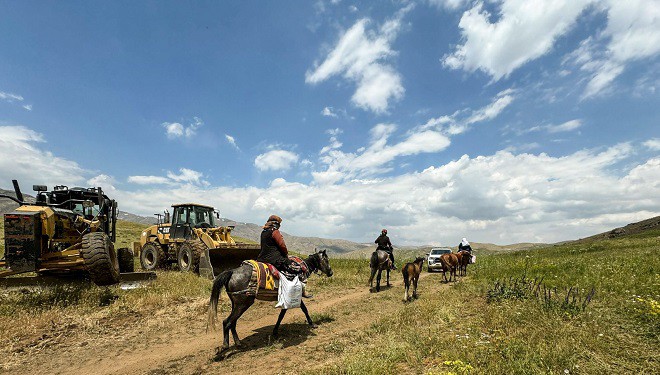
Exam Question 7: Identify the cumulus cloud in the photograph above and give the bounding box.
[254,150,300,171]
[305,5,413,113]
[162,117,203,139]
[0,126,86,189]
[443,0,594,80]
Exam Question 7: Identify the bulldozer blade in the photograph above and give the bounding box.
[199,248,216,280]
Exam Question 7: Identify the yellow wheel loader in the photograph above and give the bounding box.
[134,203,261,279]
[0,180,137,286]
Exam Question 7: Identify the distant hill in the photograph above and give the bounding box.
[570,215,660,243]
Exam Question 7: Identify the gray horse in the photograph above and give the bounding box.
[208,250,333,356]
[368,249,392,292]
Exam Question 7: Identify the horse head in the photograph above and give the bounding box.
[311,249,333,277]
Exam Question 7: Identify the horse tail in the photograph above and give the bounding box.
[369,251,378,269]
[207,269,233,332]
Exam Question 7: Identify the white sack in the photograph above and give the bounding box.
[276,275,302,309]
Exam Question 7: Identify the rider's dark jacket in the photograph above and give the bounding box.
[458,243,473,252]
[258,228,289,270]
[375,234,392,251]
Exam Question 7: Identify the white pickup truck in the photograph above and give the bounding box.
[426,247,452,272]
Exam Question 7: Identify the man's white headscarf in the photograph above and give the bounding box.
[461,238,469,246]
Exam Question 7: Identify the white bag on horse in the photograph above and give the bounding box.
[276,275,303,309]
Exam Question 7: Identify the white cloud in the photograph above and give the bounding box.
[580,0,660,98]
[166,168,207,185]
[2,124,657,245]
[225,134,240,150]
[0,91,24,102]
[162,117,203,139]
[254,150,300,172]
[526,119,583,134]
[127,175,172,185]
[128,168,208,186]
[0,91,32,111]
[0,126,87,190]
[422,89,516,135]
[305,5,413,113]
[429,0,468,10]
[321,106,338,117]
[443,0,595,80]
[643,138,660,151]
[163,122,184,138]
[87,174,117,192]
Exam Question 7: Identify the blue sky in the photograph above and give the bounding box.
[1,0,658,245]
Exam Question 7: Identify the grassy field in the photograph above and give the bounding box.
[1,221,658,373]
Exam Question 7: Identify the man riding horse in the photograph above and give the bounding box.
[257,214,312,297]
[375,229,396,270]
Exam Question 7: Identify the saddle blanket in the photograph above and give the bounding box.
[241,257,308,298]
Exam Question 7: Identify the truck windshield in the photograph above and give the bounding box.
[431,249,450,255]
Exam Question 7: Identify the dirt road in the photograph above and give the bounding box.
[6,272,448,374]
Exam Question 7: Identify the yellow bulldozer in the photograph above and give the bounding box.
[0,180,137,286]
[134,203,261,279]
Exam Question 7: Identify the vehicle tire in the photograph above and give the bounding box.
[140,242,166,271]
[177,240,205,273]
[81,232,120,286]
[117,247,135,273]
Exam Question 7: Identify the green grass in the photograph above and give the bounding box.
[311,229,660,374]
[2,219,659,374]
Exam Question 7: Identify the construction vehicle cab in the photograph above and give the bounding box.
[0,180,134,286]
[170,203,217,240]
[135,203,261,278]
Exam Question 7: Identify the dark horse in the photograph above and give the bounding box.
[457,250,470,276]
[402,256,424,302]
[208,250,333,357]
[368,249,392,292]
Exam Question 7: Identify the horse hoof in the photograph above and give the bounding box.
[310,323,319,329]
[213,346,229,361]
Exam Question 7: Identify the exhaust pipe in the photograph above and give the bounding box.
[12,180,24,203]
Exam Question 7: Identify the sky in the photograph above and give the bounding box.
[0,0,658,246]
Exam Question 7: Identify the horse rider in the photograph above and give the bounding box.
[458,237,473,253]
[257,214,312,297]
[375,229,396,270]
[458,237,473,263]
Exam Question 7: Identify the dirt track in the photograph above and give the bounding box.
[6,272,447,374]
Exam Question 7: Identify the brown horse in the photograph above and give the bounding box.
[402,256,424,302]
[457,250,470,276]
[439,253,458,282]
[369,249,392,292]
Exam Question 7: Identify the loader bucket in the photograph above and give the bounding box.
[199,244,261,280]
[199,249,215,279]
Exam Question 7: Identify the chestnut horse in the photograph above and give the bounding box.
[439,253,458,282]
[402,256,424,302]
